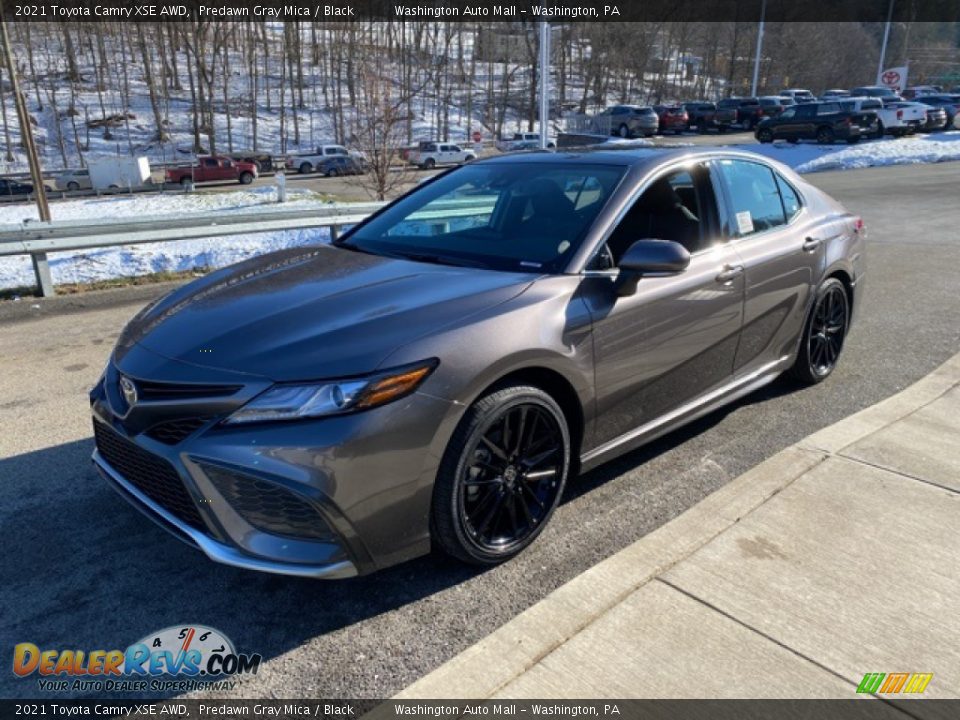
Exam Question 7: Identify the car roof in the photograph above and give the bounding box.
[475,146,791,172]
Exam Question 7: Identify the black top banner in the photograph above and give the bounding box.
[0,0,958,23]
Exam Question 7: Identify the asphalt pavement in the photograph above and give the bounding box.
[1,161,958,700]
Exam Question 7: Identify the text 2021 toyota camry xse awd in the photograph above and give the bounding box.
[90,148,864,578]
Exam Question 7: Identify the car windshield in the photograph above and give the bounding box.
[339,162,628,273]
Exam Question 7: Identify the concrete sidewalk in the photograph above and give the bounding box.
[398,353,960,703]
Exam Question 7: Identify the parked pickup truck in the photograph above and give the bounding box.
[495,132,557,151]
[166,156,258,186]
[839,97,924,138]
[755,101,867,144]
[407,142,476,169]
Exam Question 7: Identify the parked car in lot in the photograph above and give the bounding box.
[758,96,789,118]
[652,105,689,134]
[902,85,942,100]
[835,97,898,137]
[0,177,34,195]
[593,105,659,138]
[496,132,557,151]
[91,147,864,576]
[681,101,717,132]
[715,97,765,130]
[915,104,948,132]
[911,94,960,129]
[408,142,476,169]
[54,168,92,191]
[288,145,357,174]
[820,89,852,100]
[225,151,281,173]
[755,101,865,144]
[780,88,817,103]
[166,156,258,186]
[315,154,367,177]
[849,85,901,99]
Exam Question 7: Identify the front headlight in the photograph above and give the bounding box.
[223,360,438,425]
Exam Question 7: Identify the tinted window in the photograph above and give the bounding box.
[718,160,787,236]
[775,174,801,221]
[778,108,796,119]
[795,105,816,119]
[817,103,840,115]
[344,163,627,273]
[203,159,217,167]
[603,164,717,261]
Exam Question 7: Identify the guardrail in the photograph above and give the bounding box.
[0,196,493,297]
[0,202,384,297]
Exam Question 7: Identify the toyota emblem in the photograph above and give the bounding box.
[119,375,138,407]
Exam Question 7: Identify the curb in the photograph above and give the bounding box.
[396,350,960,700]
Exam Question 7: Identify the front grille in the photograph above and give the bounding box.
[94,420,206,531]
[135,380,242,401]
[202,464,334,541]
[146,416,213,445]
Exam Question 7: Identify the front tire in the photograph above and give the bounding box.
[67,181,80,191]
[618,124,630,138]
[239,172,254,184]
[431,385,571,566]
[816,126,835,144]
[757,128,774,143]
[299,162,313,174]
[790,278,850,385]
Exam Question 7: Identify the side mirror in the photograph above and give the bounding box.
[615,239,691,296]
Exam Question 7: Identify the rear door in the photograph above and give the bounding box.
[714,158,825,376]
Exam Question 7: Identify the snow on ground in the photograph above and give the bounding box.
[740,130,960,173]
[0,186,337,291]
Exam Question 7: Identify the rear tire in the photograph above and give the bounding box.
[431,385,571,566]
[179,177,193,188]
[326,168,340,177]
[789,278,850,385]
[874,121,885,140]
[66,181,80,191]
[298,162,313,174]
[424,158,436,170]
[618,124,630,138]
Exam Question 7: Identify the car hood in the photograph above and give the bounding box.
[116,245,535,382]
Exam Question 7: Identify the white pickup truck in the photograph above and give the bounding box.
[839,97,926,138]
[495,132,557,152]
[407,142,476,169]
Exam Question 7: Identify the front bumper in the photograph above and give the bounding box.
[90,350,458,577]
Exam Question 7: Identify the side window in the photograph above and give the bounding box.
[601,164,717,266]
[775,174,802,221]
[203,158,217,167]
[718,160,787,236]
[779,108,796,119]
[817,103,839,115]
[795,105,815,119]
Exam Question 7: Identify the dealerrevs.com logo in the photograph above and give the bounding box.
[13,625,262,693]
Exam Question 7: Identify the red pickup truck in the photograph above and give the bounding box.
[166,156,258,186]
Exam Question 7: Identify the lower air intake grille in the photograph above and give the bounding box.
[202,464,334,541]
[94,420,205,531]
[146,416,212,445]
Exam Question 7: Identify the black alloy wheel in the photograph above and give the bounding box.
[790,278,849,384]
[432,385,570,565]
[817,127,835,144]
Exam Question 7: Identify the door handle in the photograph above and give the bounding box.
[802,237,822,252]
[715,264,744,284]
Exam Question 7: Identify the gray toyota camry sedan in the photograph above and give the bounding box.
[90,148,865,578]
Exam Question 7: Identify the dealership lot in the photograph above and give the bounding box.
[1,162,958,699]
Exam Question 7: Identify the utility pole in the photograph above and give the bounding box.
[876,0,896,83]
[538,16,551,149]
[0,10,54,295]
[750,0,766,96]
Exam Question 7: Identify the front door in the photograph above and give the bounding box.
[583,163,745,447]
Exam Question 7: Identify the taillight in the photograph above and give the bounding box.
[897,109,903,119]
[854,217,864,233]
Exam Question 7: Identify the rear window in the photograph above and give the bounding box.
[862,100,882,110]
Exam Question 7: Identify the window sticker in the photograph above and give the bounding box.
[736,210,754,235]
